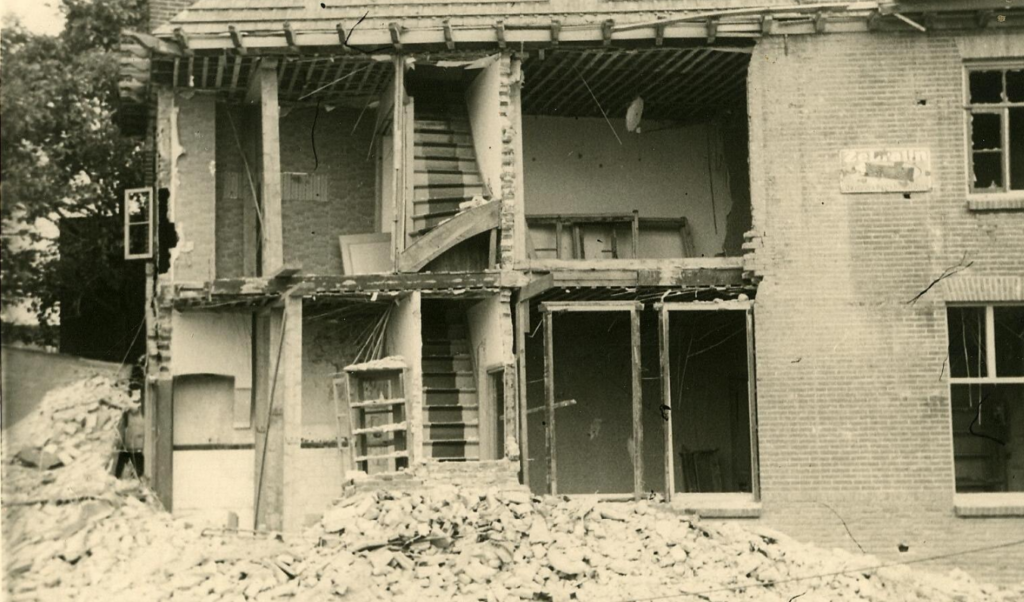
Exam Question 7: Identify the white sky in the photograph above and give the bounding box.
[2,0,64,35]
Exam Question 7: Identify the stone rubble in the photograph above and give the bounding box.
[4,375,1023,602]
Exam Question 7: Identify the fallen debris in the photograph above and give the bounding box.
[3,375,1023,602]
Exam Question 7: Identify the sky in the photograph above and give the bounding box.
[2,0,64,35]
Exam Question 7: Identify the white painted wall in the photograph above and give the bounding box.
[522,116,735,258]
[386,293,422,461]
[467,294,509,460]
[171,311,252,386]
[173,450,254,528]
[465,57,503,199]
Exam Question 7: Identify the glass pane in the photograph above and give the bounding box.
[970,70,1004,104]
[126,189,151,224]
[972,152,1003,190]
[128,223,150,257]
[951,384,1024,493]
[1012,109,1024,190]
[948,307,988,378]
[1007,70,1024,102]
[971,112,1002,150]
[995,306,1024,377]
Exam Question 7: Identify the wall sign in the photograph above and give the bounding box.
[839,148,931,194]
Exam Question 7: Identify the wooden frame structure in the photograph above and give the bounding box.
[656,299,759,502]
[538,301,645,498]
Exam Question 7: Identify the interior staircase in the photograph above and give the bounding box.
[412,104,489,237]
[421,306,480,461]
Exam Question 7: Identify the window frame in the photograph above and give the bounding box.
[947,302,1024,510]
[124,186,155,260]
[963,61,1024,198]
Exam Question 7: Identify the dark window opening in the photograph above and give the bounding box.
[995,306,1024,378]
[967,66,1024,193]
[948,306,988,378]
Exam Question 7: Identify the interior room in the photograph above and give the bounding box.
[520,45,752,262]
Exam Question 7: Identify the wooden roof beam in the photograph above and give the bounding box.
[174,28,194,56]
[706,18,718,44]
[655,19,666,46]
[443,19,455,50]
[550,19,561,46]
[389,22,403,51]
[495,20,506,49]
[229,26,246,55]
[602,19,615,46]
[283,23,298,52]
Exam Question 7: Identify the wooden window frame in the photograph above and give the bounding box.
[964,62,1024,196]
[124,186,155,260]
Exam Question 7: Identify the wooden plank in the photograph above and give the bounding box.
[391,57,405,269]
[350,398,406,408]
[154,378,174,511]
[541,300,637,313]
[516,301,530,488]
[544,310,556,495]
[397,201,501,272]
[215,54,226,88]
[281,295,303,531]
[660,299,753,312]
[256,59,283,275]
[554,221,563,259]
[631,306,643,500]
[631,210,640,259]
[659,305,673,502]
[746,307,760,501]
[519,273,554,302]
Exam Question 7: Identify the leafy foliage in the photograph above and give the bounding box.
[1,0,147,335]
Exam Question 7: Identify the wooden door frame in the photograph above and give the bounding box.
[656,299,758,502]
[538,301,645,499]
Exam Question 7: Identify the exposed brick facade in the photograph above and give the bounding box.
[748,32,1024,584]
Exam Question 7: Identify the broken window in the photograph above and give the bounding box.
[948,305,1024,493]
[966,65,1024,193]
[124,187,154,260]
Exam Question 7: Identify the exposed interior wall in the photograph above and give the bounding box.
[465,57,503,199]
[215,104,257,278]
[172,93,217,281]
[170,311,252,388]
[522,116,742,258]
[466,294,507,460]
[386,293,422,460]
[172,374,255,528]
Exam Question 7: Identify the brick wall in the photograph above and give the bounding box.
[280,107,377,275]
[172,93,217,283]
[748,32,1024,584]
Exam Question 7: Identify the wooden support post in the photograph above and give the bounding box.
[281,295,303,531]
[555,221,563,259]
[249,58,282,276]
[392,57,406,269]
[543,310,556,495]
[254,309,286,530]
[516,301,530,487]
[631,210,640,259]
[630,306,643,500]
[746,306,760,500]
[153,378,174,510]
[659,305,674,501]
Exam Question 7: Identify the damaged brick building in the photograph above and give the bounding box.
[119,0,1024,583]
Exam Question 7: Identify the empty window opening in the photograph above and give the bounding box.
[966,65,1024,193]
[948,305,1024,493]
[666,310,753,494]
[520,46,753,261]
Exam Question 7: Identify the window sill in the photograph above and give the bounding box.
[966,196,1024,212]
[670,493,761,518]
[954,493,1024,517]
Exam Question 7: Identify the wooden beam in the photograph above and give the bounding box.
[541,300,638,313]
[543,310,556,495]
[746,307,760,500]
[550,19,561,46]
[229,25,247,55]
[814,12,827,33]
[389,22,403,51]
[214,54,226,88]
[174,28,193,56]
[255,58,283,275]
[444,19,455,50]
[495,20,507,49]
[519,273,555,302]
[706,18,718,44]
[761,15,774,35]
[283,23,298,51]
[337,23,347,45]
[659,305,673,502]
[602,19,615,46]
[281,295,303,530]
[398,201,501,272]
[124,30,184,57]
[630,306,643,500]
[153,378,174,510]
[977,10,994,28]
[516,301,530,488]
[655,19,666,46]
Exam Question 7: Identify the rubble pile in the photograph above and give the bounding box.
[3,376,1023,602]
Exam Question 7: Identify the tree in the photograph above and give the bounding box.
[1,0,147,344]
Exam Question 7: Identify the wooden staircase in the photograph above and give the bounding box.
[422,307,480,461]
[412,107,489,237]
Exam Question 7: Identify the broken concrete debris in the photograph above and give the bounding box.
[4,376,1023,601]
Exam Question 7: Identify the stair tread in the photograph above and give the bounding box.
[425,387,478,392]
[426,420,481,426]
[424,403,480,409]
[425,438,480,445]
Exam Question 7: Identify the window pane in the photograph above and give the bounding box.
[971,112,1002,150]
[1011,109,1024,191]
[126,189,151,224]
[995,307,1024,377]
[972,152,1003,190]
[948,307,988,378]
[128,223,150,257]
[1007,70,1024,102]
[951,384,1024,493]
[970,70,1004,104]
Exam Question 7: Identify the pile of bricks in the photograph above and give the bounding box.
[4,376,1023,602]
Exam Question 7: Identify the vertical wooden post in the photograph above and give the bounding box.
[543,310,556,495]
[659,305,674,502]
[254,308,286,530]
[746,306,760,500]
[281,294,303,531]
[391,57,405,270]
[516,301,530,487]
[153,379,174,510]
[252,58,282,276]
[631,210,640,259]
[630,305,643,500]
